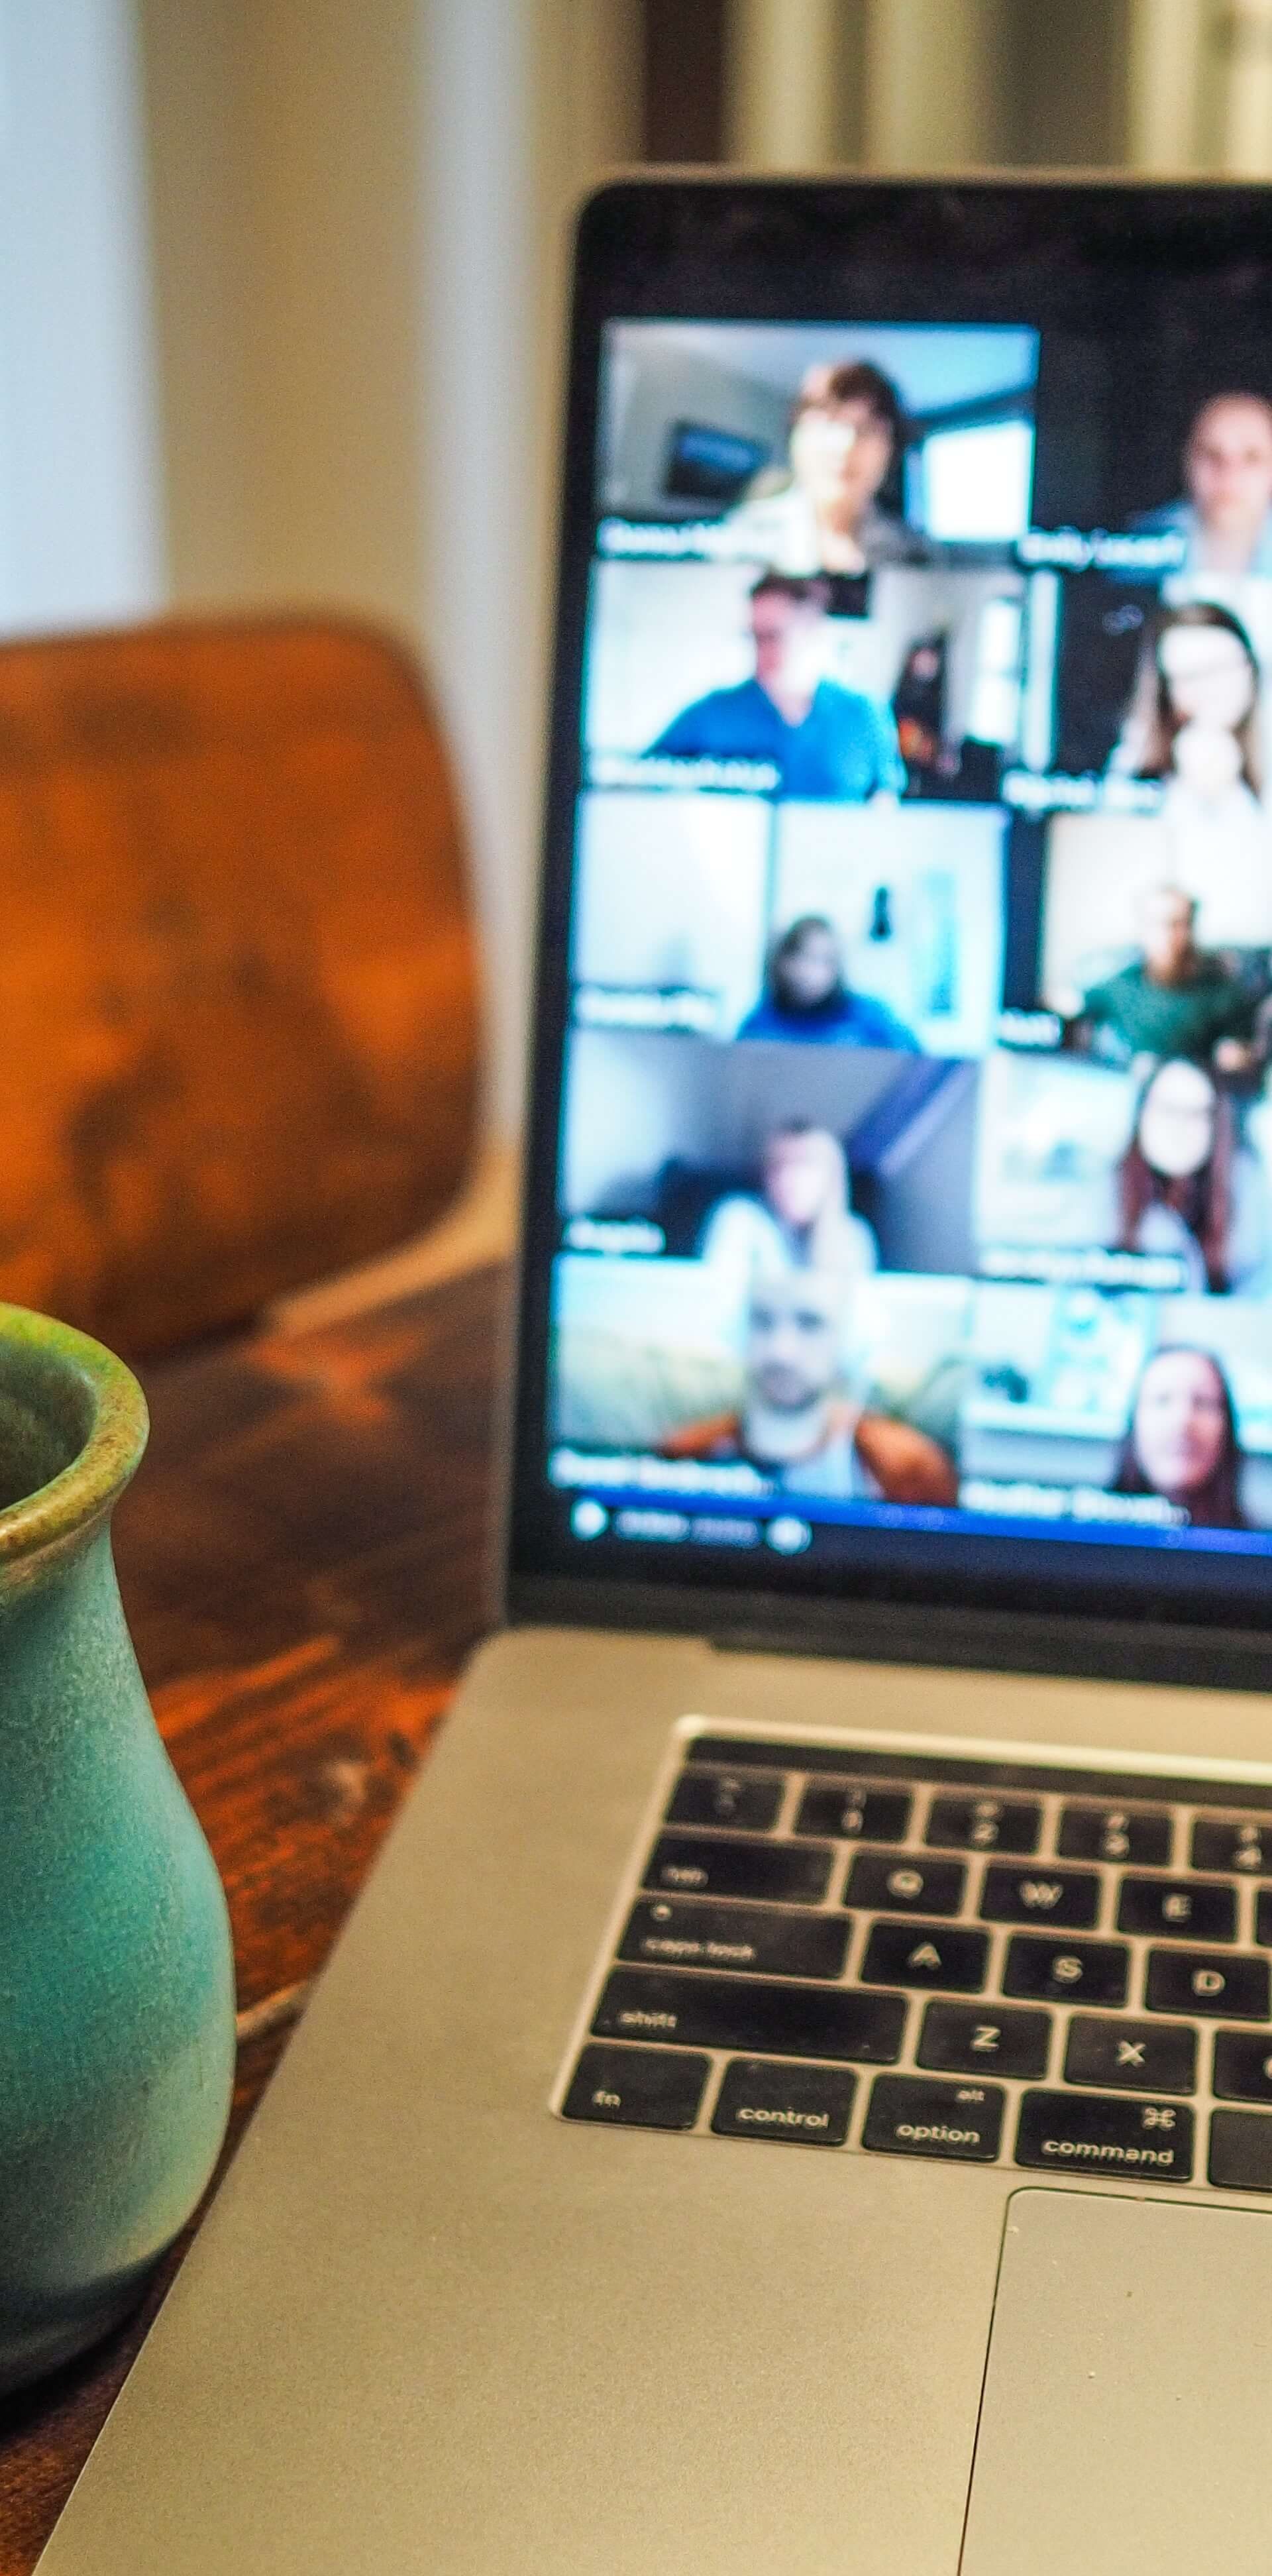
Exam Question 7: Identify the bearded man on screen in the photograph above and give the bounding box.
[661,1272,957,1507]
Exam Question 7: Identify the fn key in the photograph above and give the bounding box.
[562,2044,708,2131]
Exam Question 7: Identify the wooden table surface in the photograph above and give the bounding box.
[0,1262,508,2575]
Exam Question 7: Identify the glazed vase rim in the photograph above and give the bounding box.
[0,1303,148,1566]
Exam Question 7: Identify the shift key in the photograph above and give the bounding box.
[592,1968,905,2063]
[642,1831,833,1904]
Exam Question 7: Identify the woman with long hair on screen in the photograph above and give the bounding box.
[1116,1058,1234,1293]
[1114,600,1263,806]
[1112,1345,1248,1529]
[1113,1056,1268,1294]
[698,1122,879,1289]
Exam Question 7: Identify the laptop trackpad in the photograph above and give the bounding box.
[961,2187,1272,2573]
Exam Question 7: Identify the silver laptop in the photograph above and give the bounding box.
[38,176,1272,2574]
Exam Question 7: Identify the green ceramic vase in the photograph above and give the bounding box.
[0,1303,236,2393]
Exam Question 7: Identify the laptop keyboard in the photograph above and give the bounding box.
[556,1732,1272,2195]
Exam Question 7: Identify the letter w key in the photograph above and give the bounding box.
[981,1865,1100,1929]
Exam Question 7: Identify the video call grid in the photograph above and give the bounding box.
[546,315,1272,1554]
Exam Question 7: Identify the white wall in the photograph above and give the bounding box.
[138,0,639,1138]
[0,0,164,632]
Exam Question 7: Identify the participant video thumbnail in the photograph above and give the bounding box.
[772,801,1005,1058]
[585,558,1027,802]
[559,1031,980,1279]
[1039,820,1272,1051]
[570,792,770,1038]
[975,1049,1272,1296]
[549,1252,971,1509]
[962,1282,1272,1534]
[1037,577,1272,804]
[596,319,1039,562]
[1032,371,1272,580]
[571,792,1005,1057]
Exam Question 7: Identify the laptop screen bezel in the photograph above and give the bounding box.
[505,174,1272,1679]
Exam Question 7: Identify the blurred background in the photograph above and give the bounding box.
[9,0,1272,1138]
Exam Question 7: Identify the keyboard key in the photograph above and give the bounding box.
[562,2043,708,2131]
[1016,2089,1193,2182]
[1209,2110,1272,2194]
[859,1920,989,1994]
[1213,2031,1272,2104]
[979,1864,1100,1929]
[711,2057,856,2145]
[927,1794,1041,1854]
[844,1851,965,1915]
[592,1968,906,2064]
[1117,1876,1236,1942]
[619,1898,849,1982]
[1058,1803,1172,1866]
[917,2000,1051,2080]
[1002,1935,1129,2006]
[863,2073,1004,2163]
[643,1833,832,1905]
[666,1768,783,1832]
[1191,1818,1272,1876]
[1145,1948,1270,2020]
[794,1784,911,1843]
[1063,2015,1196,2095]
[1255,1890,1272,1947]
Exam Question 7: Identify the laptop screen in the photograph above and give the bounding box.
[510,181,1272,1640]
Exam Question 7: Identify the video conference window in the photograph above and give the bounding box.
[597,321,1040,560]
[543,292,1272,1573]
[559,1033,980,1282]
[550,1253,969,1510]
[963,1283,1272,1535]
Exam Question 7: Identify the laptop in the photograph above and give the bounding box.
[36,176,1272,2574]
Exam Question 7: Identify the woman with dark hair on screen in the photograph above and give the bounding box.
[721,360,927,574]
[1112,1057,1268,1294]
[1116,1059,1234,1293]
[1114,600,1263,806]
[1112,1346,1247,1529]
[737,914,919,1049]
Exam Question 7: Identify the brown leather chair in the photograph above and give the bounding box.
[0,616,480,1355]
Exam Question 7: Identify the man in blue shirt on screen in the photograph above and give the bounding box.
[649,572,906,801]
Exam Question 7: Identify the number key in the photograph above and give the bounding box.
[1191,1819,1272,1876]
[927,1794,1041,1854]
[1057,1803,1171,1866]
[666,1769,782,1832]
[795,1784,911,1843]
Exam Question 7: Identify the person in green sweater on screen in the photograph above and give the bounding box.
[1077,884,1259,1072]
